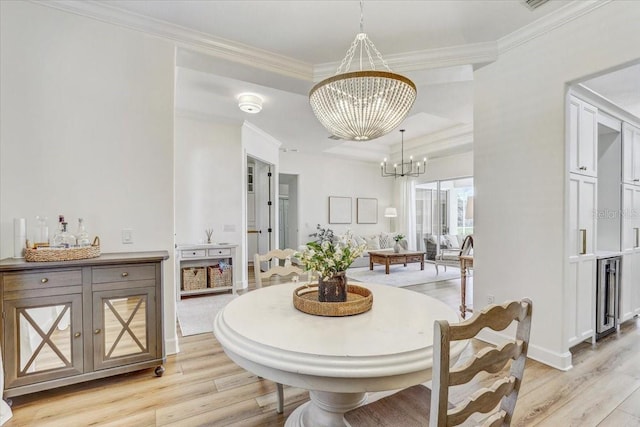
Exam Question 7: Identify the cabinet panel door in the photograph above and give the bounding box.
[569,97,580,173]
[4,294,83,388]
[92,287,157,370]
[568,96,597,177]
[566,261,579,346]
[622,123,640,185]
[576,258,596,343]
[620,253,636,322]
[567,258,596,347]
[579,102,598,177]
[569,174,596,257]
[621,185,637,251]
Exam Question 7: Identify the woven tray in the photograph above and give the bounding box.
[25,237,101,262]
[293,284,373,317]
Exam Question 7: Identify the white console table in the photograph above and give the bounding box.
[175,244,237,299]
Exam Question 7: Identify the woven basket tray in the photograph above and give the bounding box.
[182,267,206,291]
[208,266,233,288]
[293,283,373,317]
[25,237,101,262]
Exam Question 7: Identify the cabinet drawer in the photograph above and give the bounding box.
[3,269,82,291]
[92,264,156,284]
[182,249,206,258]
[208,248,231,257]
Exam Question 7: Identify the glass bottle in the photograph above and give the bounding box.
[76,218,90,247]
[53,222,76,248]
[34,215,49,246]
[51,215,65,247]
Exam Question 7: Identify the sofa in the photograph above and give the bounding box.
[348,232,403,268]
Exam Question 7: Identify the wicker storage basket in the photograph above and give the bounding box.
[25,237,101,262]
[182,267,207,291]
[208,265,233,288]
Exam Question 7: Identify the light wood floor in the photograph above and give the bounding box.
[4,274,640,426]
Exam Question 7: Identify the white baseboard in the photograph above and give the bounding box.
[477,329,573,371]
[165,336,179,355]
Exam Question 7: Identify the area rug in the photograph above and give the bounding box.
[347,263,459,287]
[177,292,237,336]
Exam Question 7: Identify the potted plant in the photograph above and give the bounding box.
[298,225,366,302]
[393,233,406,253]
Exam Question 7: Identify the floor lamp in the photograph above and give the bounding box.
[384,207,397,232]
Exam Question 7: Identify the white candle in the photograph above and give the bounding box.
[14,218,26,258]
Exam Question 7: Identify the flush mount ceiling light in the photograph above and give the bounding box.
[238,93,263,114]
[309,1,416,142]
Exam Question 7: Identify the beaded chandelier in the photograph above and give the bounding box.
[309,3,416,141]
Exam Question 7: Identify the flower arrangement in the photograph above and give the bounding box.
[297,225,367,280]
[394,233,405,242]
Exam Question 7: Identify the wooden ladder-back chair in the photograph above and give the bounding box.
[253,248,305,288]
[345,298,533,427]
[252,248,306,413]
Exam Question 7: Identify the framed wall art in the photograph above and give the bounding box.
[329,196,352,224]
[357,198,378,224]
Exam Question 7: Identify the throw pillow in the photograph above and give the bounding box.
[353,235,366,246]
[379,232,395,249]
[444,235,460,249]
[365,235,380,250]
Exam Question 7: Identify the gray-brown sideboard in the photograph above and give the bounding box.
[0,251,169,398]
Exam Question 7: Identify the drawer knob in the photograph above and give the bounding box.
[192,252,197,255]
[94,329,101,335]
[41,278,48,283]
[74,332,81,338]
[121,272,129,277]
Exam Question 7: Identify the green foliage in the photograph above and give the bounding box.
[297,225,366,280]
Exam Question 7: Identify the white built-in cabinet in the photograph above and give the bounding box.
[567,174,597,347]
[621,184,640,321]
[569,96,598,177]
[567,92,640,349]
[622,123,640,185]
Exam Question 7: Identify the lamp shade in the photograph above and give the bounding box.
[384,207,397,218]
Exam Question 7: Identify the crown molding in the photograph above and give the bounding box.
[242,121,282,149]
[313,42,498,81]
[390,124,474,160]
[31,0,313,81]
[498,0,612,54]
[33,0,611,83]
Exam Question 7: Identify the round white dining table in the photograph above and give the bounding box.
[213,282,467,427]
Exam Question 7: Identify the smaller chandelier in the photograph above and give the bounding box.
[309,2,416,141]
[381,129,426,178]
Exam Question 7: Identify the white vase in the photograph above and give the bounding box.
[394,242,401,253]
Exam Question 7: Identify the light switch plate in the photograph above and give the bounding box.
[122,229,133,244]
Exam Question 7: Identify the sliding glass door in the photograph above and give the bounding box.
[415,177,473,260]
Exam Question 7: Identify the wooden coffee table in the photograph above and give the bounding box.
[368,250,425,274]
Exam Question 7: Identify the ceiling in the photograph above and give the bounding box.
[580,64,640,119]
[66,0,634,162]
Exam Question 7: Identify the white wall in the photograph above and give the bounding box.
[280,152,395,243]
[174,115,243,247]
[474,1,640,369]
[419,151,473,184]
[0,2,177,352]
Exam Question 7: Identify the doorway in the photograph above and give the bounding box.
[278,174,299,250]
[246,156,275,270]
[415,177,474,260]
